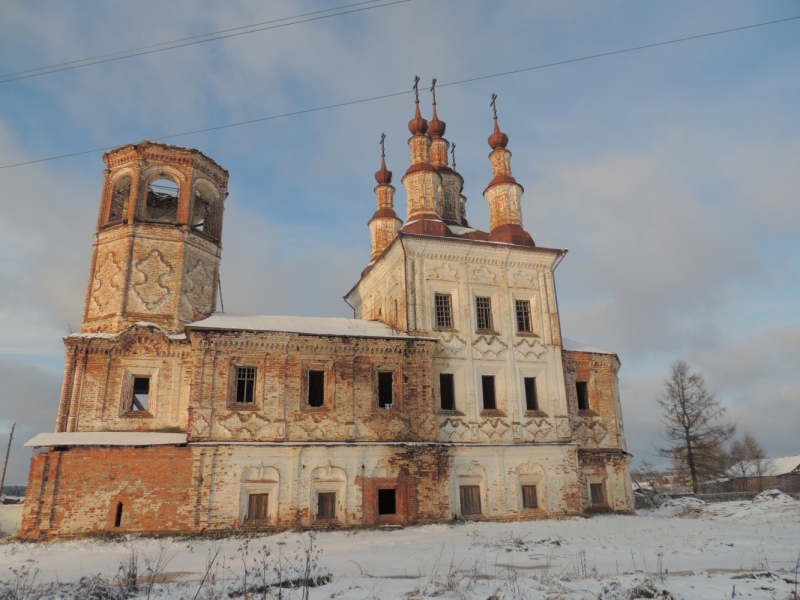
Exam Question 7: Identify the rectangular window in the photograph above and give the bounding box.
[576,381,589,411]
[378,489,397,515]
[476,296,493,331]
[590,483,605,505]
[460,485,481,515]
[522,485,538,509]
[515,299,532,333]
[235,366,256,404]
[318,492,336,520]
[131,377,150,411]
[443,190,453,212]
[247,493,269,522]
[308,370,325,407]
[439,373,455,411]
[378,372,393,409]
[434,293,453,329]
[481,375,496,410]
[524,377,538,411]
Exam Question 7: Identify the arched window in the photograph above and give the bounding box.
[108,176,132,224]
[192,182,216,237]
[145,177,179,223]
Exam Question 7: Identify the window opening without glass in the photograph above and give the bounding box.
[145,178,179,222]
[476,296,493,331]
[247,493,269,522]
[131,377,150,411]
[481,375,496,410]
[522,485,538,509]
[108,176,131,223]
[378,489,397,515]
[590,483,605,505]
[114,502,123,527]
[378,372,393,409]
[308,370,325,407]
[439,373,455,410]
[460,485,481,515]
[318,492,336,519]
[516,299,532,333]
[524,377,538,411]
[576,381,589,411]
[236,366,256,404]
[434,293,453,329]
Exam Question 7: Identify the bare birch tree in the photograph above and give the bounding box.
[656,361,735,494]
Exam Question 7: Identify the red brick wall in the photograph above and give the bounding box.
[20,446,194,539]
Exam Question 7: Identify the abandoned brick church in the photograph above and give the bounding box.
[21,94,633,538]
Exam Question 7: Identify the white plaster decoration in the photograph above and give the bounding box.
[508,270,538,289]
[523,418,555,443]
[428,263,459,282]
[479,418,510,441]
[514,338,547,359]
[470,265,498,285]
[439,417,469,441]
[217,413,272,439]
[191,413,210,437]
[92,252,122,312]
[434,333,467,357]
[133,250,173,311]
[472,335,508,359]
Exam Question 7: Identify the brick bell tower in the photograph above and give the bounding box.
[82,141,229,334]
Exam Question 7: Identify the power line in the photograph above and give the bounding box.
[0,0,386,80]
[0,0,412,83]
[2,14,798,171]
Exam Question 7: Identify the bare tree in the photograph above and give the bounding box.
[729,432,773,492]
[656,361,735,494]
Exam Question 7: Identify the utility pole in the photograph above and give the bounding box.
[0,423,15,497]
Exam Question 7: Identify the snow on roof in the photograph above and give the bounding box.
[67,322,186,340]
[24,432,187,448]
[728,455,800,478]
[447,225,478,236]
[188,313,437,340]
[562,338,615,355]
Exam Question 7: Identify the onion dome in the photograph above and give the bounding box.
[428,103,446,139]
[488,118,509,150]
[408,102,428,136]
[375,156,393,185]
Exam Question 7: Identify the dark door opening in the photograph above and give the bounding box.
[378,488,397,515]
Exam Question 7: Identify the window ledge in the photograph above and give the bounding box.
[480,409,507,418]
[437,409,466,417]
[433,327,459,333]
[515,332,539,338]
[523,410,549,418]
[577,409,600,418]
[475,329,499,336]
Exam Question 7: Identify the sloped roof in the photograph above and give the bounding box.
[25,432,187,447]
[562,338,615,355]
[188,313,437,340]
[728,455,800,478]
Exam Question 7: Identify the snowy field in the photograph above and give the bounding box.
[1,491,799,600]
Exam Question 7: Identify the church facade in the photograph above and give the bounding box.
[20,95,633,539]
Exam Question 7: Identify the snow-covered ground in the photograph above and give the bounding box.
[2,491,799,600]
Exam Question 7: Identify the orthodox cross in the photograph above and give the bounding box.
[490,93,498,119]
[431,78,437,105]
[413,75,420,103]
[451,143,456,170]
[380,133,386,158]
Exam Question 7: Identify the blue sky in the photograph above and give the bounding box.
[1,0,799,484]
